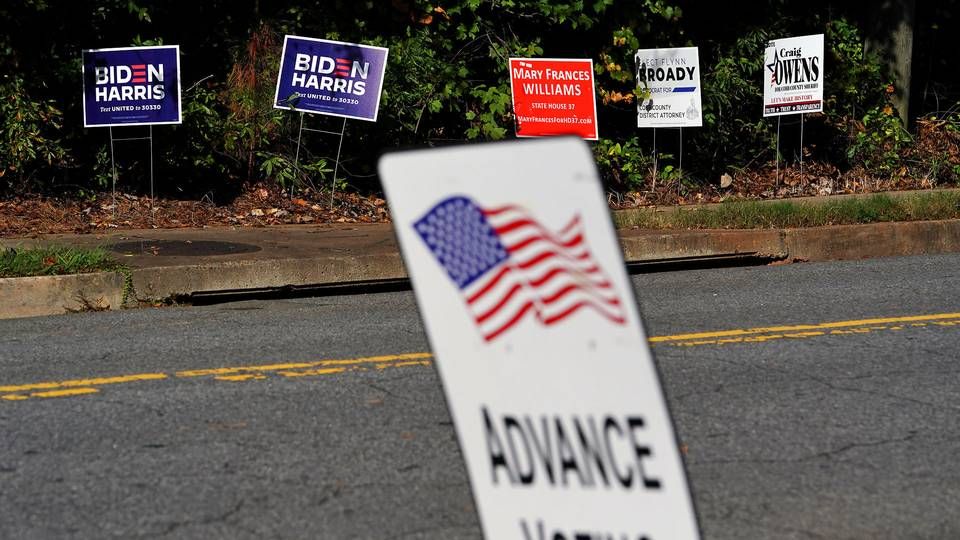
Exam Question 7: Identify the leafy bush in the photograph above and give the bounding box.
[594,137,653,190]
[0,76,71,190]
[847,105,912,174]
[0,1,948,198]
[223,24,290,183]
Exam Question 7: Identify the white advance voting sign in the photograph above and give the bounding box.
[763,34,824,116]
[635,46,703,128]
[379,138,699,540]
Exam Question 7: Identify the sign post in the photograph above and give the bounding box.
[508,58,599,140]
[763,34,824,188]
[635,47,702,193]
[274,36,388,204]
[379,138,700,540]
[82,45,182,212]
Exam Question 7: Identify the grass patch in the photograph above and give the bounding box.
[0,245,124,278]
[614,191,960,230]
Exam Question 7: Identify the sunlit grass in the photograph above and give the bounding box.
[0,245,122,278]
[614,192,960,230]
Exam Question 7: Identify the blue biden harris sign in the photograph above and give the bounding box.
[82,45,182,127]
[273,36,389,122]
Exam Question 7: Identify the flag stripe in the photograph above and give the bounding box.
[475,281,524,324]
[473,266,621,332]
[541,283,621,308]
[475,272,620,325]
[541,300,627,326]
[508,232,584,252]
[528,265,611,290]
[466,264,513,304]
[483,301,536,342]
[466,254,609,307]
[516,249,595,271]
[415,196,626,342]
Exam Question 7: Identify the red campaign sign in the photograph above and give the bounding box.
[509,58,598,140]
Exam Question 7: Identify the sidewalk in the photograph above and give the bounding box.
[2,215,960,318]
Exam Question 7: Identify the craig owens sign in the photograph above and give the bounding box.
[379,138,700,540]
[82,45,182,127]
[763,34,824,116]
[635,47,703,128]
[274,36,389,122]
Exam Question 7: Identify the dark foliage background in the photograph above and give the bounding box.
[1,0,956,201]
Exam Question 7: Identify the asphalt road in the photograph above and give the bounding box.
[2,254,960,539]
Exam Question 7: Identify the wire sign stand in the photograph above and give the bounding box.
[650,127,685,197]
[108,125,156,220]
[273,36,390,208]
[773,113,806,193]
[292,112,347,208]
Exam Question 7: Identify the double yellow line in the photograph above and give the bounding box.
[0,353,432,402]
[3,312,960,402]
[649,312,960,347]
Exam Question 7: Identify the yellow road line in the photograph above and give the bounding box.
[176,353,432,378]
[31,388,100,398]
[2,313,959,402]
[648,312,960,343]
[0,353,434,400]
[1,388,101,401]
[0,373,167,394]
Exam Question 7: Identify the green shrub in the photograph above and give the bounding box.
[0,76,71,190]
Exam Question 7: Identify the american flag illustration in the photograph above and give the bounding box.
[413,196,627,342]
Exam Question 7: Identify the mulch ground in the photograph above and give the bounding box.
[3,126,957,237]
[609,161,946,209]
[0,184,390,237]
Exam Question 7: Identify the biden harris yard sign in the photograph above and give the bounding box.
[82,45,182,127]
[635,47,703,128]
[379,138,700,540]
[274,36,388,122]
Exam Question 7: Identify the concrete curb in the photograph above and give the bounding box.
[0,272,126,319]
[619,220,960,262]
[131,253,406,299]
[3,219,960,319]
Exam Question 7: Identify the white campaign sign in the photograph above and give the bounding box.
[763,34,824,116]
[379,138,700,540]
[635,47,703,128]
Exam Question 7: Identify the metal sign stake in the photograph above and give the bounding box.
[109,126,117,219]
[149,125,155,219]
[331,117,347,208]
[652,127,658,191]
[292,112,305,198]
[108,126,155,222]
[775,116,781,189]
[291,113,348,207]
[678,127,683,198]
[799,113,804,193]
